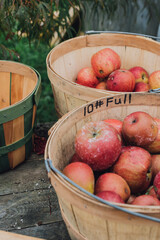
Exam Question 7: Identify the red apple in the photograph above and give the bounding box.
[129,66,149,84]
[63,162,95,193]
[134,82,149,92]
[96,191,125,204]
[122,111,158,147]
[145,118,160,153]
[113,146,152,194]
[95,172,131,201]
[153,171,160,199]
[121,146,133,153]
[91,48,121,78]
[106,69,135,92]
[76,67,99,88]
[75,121,122,171]
[126,195,136,204]
[150,155,160,178]
[149,70,160,90]
[95,81,107,90]
[69,153,82,163]
[103,119,123,134]
[131,195,160,206]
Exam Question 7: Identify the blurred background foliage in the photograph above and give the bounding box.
[0,0,160,123]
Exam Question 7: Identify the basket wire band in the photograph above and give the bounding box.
[45,159,160,223]
[85,30,160,41]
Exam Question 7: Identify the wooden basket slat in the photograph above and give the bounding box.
[86,34,160,54]
[23,75,37,99]
[0,72,10,110]
[0,61,38,80]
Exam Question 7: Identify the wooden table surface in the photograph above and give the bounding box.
[0,122,71,240]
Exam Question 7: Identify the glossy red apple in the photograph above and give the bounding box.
[150,155,160,178]
[95,172,131,201]
[129,66,149,84]
[122,111,158,147]
[153,171,160,199]
[76,67,99,88]
[131,195,160,206]
[63,162,95,193]
[113,146,152,194]
[134,82,149,92]
[149,70,160,90]
[145,118,160,153]
[95,81,107,90]
[91,48,121,78]
[75,121,122,171]
[96,191,125,204]
[106,69,135,92]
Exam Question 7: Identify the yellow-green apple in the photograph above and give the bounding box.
[153,171,160,199]
[122,111,158,147]
[91,48,121,78]
[96,191,125,204]
[149,70,160,90]
[113,146,152,194]
[145,118,160,153]
[63,162,95,193]
[75,121,122,171]
[95,172,131,201]
[76,67,99,88]
[95,81,107,90]
[106,69,135,92]
[129,66,149,84]
[150,155,160,178]
[134,82,149,92]
[131,195,160,206]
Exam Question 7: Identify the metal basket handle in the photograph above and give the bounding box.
[85,30,160,41]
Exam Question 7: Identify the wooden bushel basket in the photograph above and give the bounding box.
[0,61,41,173]
[46,32,160,118]
[45,93,160,240]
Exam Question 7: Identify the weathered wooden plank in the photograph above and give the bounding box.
[0,154,49,196]
[10,221,71,240]
[0,122,71,240]
[0,188,62,230]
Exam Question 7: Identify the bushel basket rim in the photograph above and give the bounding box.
[0,60,41,112]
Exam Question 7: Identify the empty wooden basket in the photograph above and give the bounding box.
[46,32,160,118]
[0,61,41,172]
[45,93,160,240]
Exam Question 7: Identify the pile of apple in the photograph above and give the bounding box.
[63,111,160,206]
[75,48,160,92]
